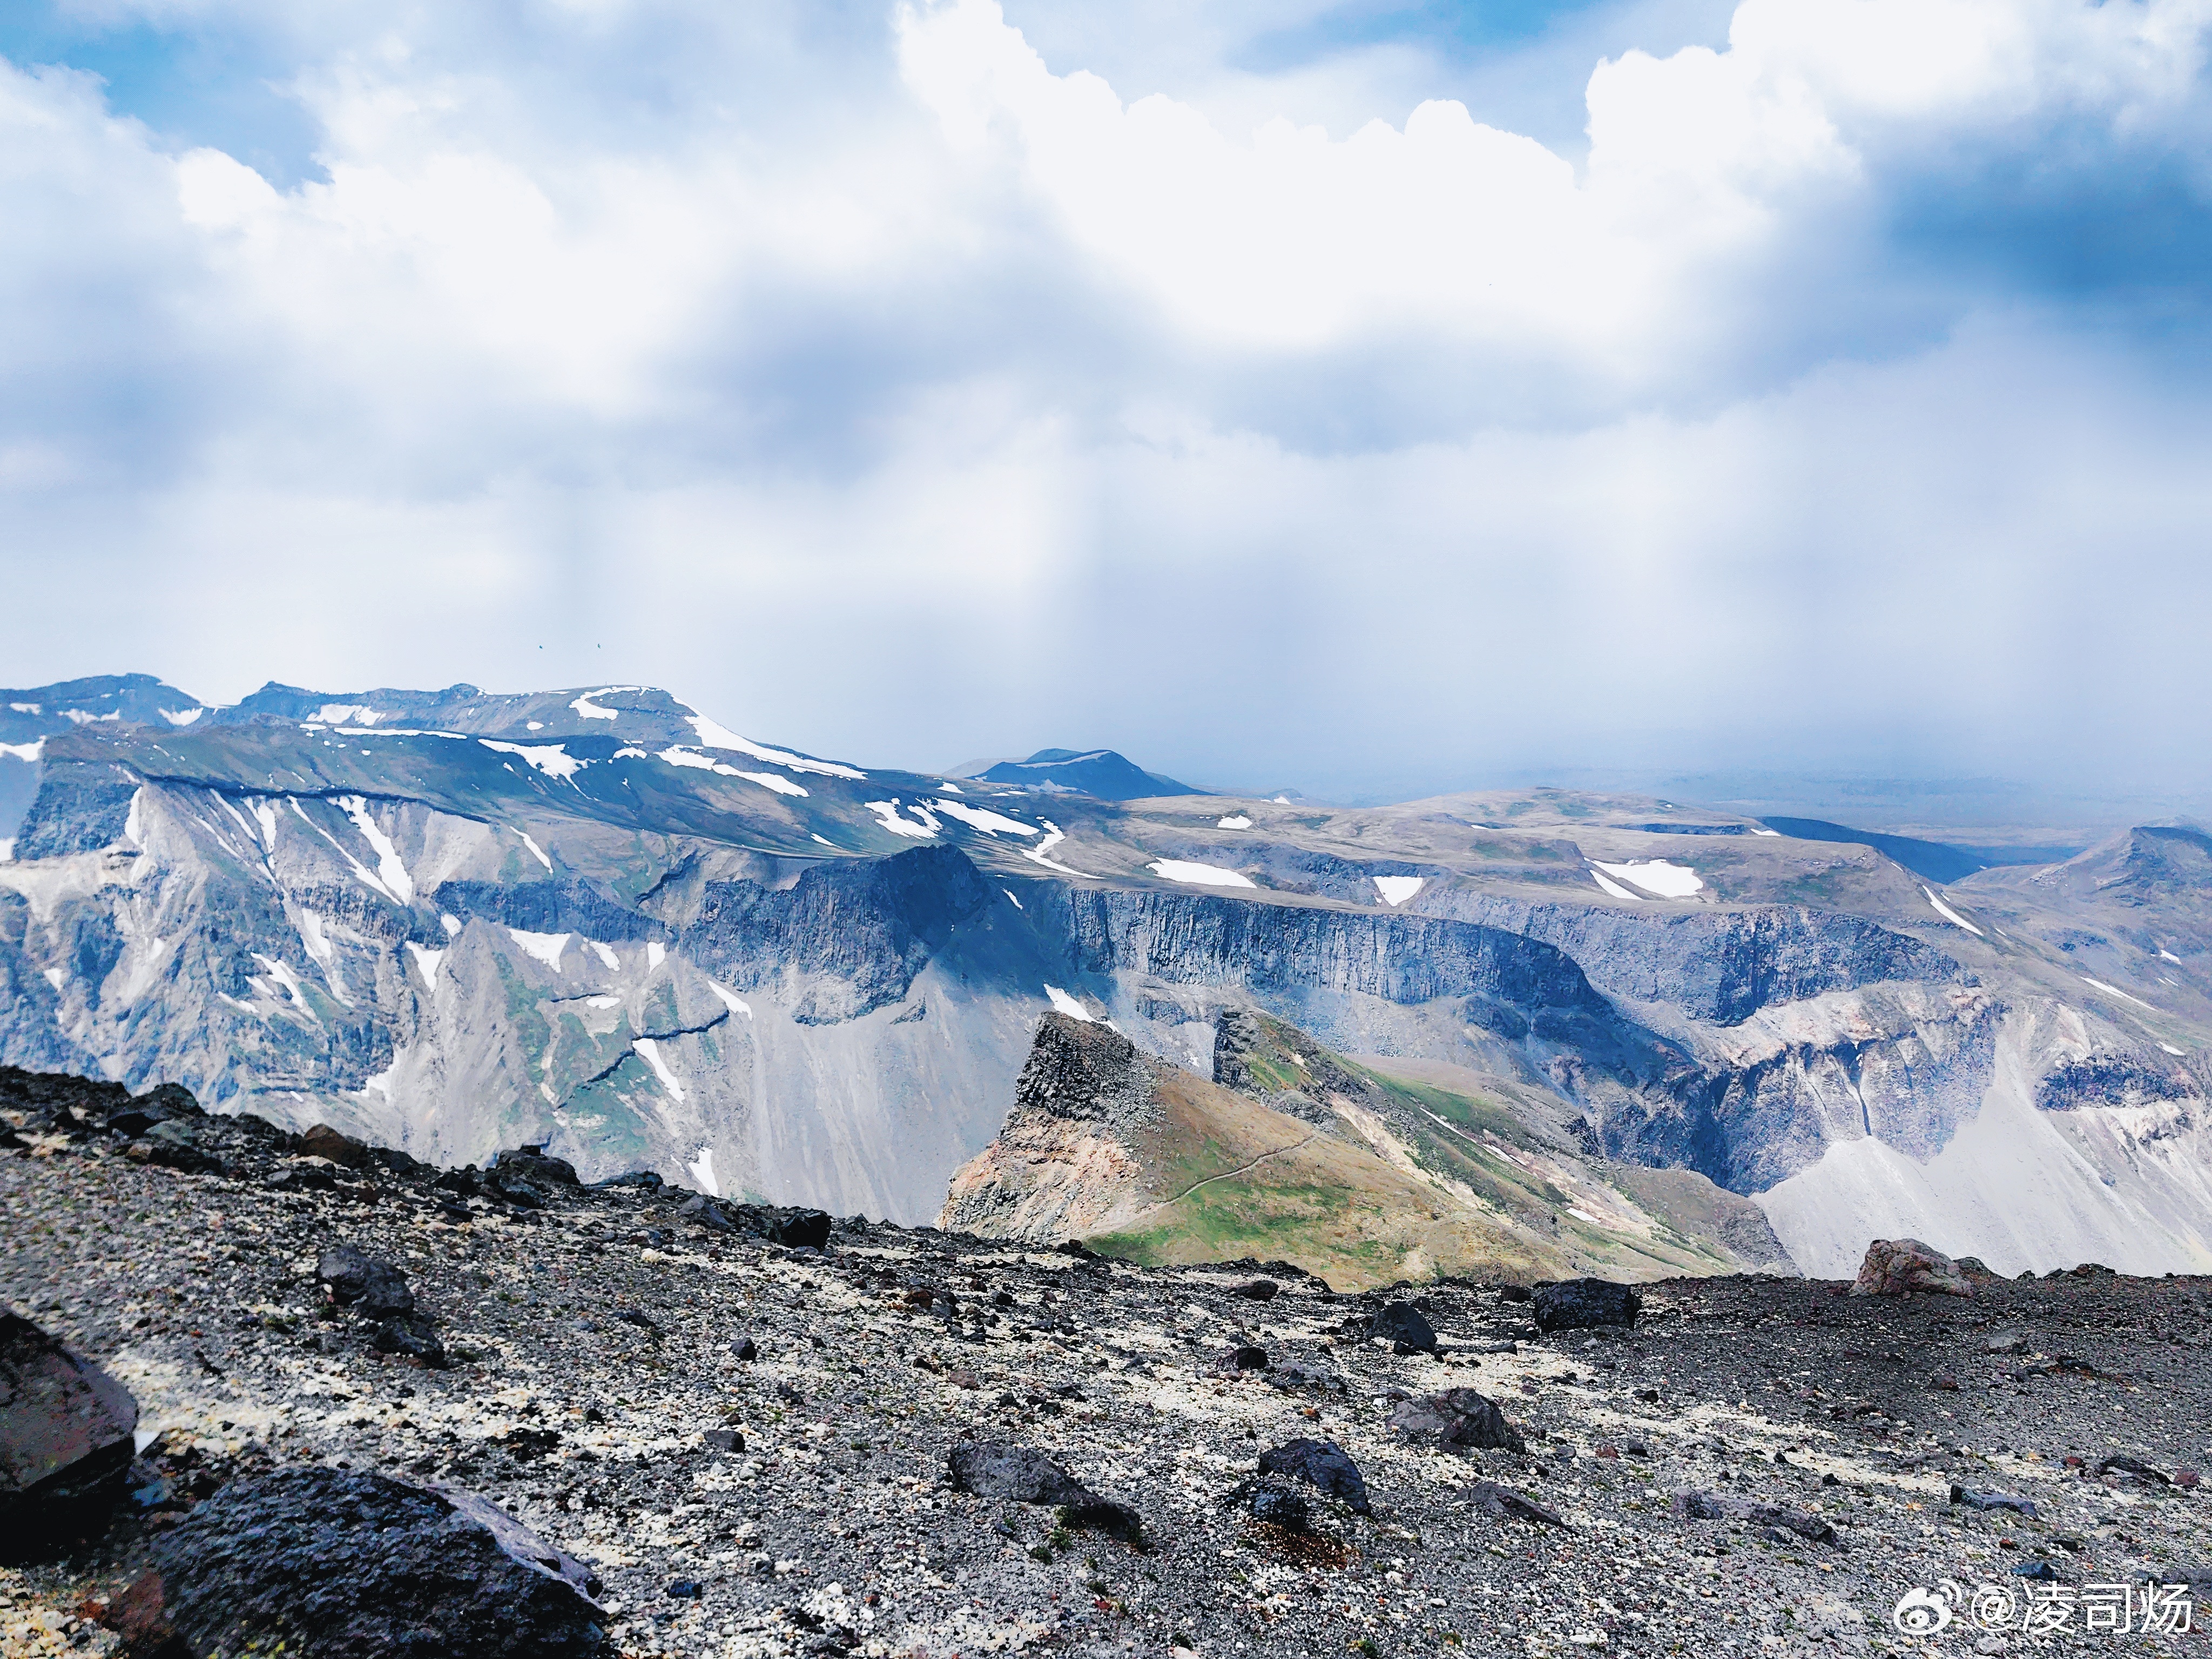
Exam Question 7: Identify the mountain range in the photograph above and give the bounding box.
[2,673,2206,1281]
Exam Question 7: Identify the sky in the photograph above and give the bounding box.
[2,0,2210,809]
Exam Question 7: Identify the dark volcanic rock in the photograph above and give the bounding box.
[299,1123,372,1168]
[1256,1438,1371,1515]
[369,1316,448,1367]
[676,1194,734,1230]
[0,1313,140,1555]
[105,1083,203,1140]
[945,1441,1141,1540]
[2098,1454,2169,1483]
[491,1144,582,1186]
[1533,1278,1642,1332]
[1388,1387,1526,1453]
[138,1118,223,1175]
[1672,1488,1839,1545]
[136,1466,610,1657]
[317,1246,416,1319]
[673,1196,831,1248]
[1466,1480,1566,1527]
[730,1203,833,1250]
[1224,1477,1313,1533]
[1368,1301,1438,1353]
[1951,1484,2039,1517]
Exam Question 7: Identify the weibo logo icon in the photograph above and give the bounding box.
[1892,1583,1960,1635]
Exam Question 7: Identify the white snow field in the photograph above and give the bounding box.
[1148,859,1257,888]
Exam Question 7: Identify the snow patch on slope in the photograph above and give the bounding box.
[1589,868,1644,901]
[682,710,865,780]
[688,1144,719,1196]
[480,739,585,781]
[865,799,940,839]
[2082,976,2156,1011]
[930,799,1036,836]
[1024,821,1093,878]
[707,981,753,1017]
[1044,986,1093,1022]
[1923,886,1984,937]
[633,1036,686,1101]
[507,929,571,970]
[1149,859,1255,888]
[571,687,636,720]
[339,797,416,903]
[1591,859,1702,898]
[1372,875,1424,907]
[0,739,46,763]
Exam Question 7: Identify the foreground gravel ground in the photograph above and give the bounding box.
[4,1111,2209,1658]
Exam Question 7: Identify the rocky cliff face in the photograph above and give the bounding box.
[1,676,2206,1279]
[937,1016,1159,1244]
[945,1011,1789,1286]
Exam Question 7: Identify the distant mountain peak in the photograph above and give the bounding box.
[977,747,1200,800]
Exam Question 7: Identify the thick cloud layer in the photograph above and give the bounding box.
[1,0,2208,807]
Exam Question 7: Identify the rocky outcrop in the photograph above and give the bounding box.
[1387,1389,1526,1454]
[131,1466,612,1657]
[938,1016,1159,1242]
[0,1314,140,1556]
[1532,1278,1642,1331]
[1852,1237,1974,1297]
[941,1016,1584,1287]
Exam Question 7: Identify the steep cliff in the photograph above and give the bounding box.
[941,1013,1579,1288]
[944,1012,1785,1286]
[2,676,2206,1279]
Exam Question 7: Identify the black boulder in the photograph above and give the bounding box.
[0,1313,140,1557]
[1256,1438,1371,1515]
[1532,1278,1642,1332]
[133,1466,610,1658]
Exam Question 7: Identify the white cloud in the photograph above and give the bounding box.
[0,1,2209,806]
